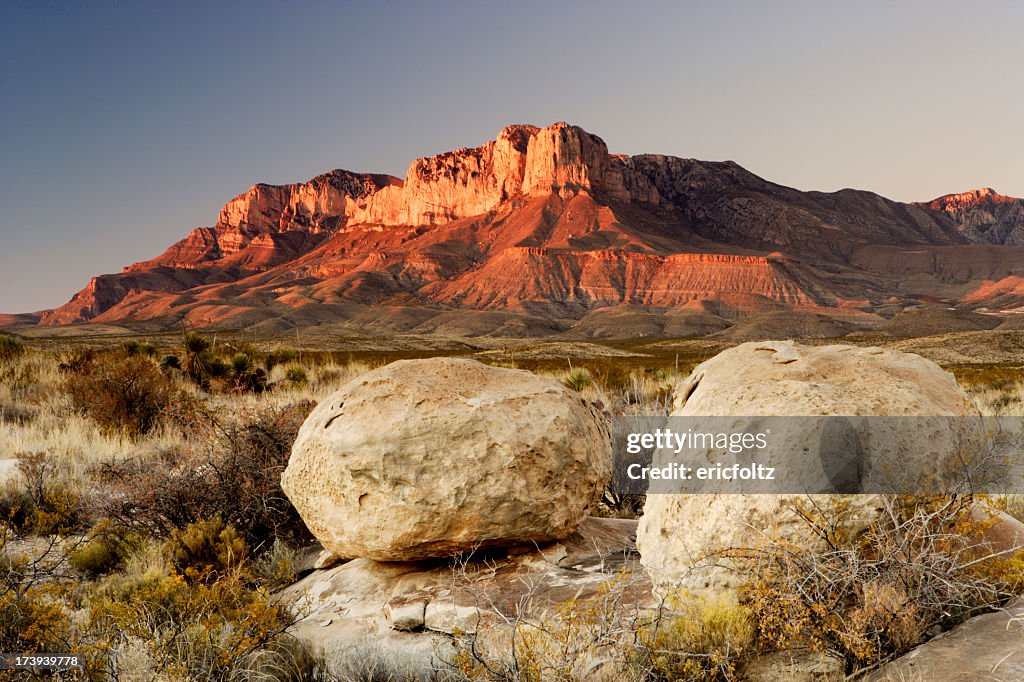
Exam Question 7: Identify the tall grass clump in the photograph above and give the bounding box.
[0,335,26,366]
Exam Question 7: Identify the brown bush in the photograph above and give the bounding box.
[94,402,316,549]
[63,352,195,437]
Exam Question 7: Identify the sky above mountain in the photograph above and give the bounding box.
[1,0,1022,313]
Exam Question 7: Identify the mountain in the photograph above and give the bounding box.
[25,122,1024,336]
[915,188,1024,246]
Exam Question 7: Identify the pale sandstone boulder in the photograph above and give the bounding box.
[281,358,610,561]
[637,341,982,595]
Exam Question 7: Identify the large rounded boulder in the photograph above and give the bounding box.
[637,341,982,594]
[281,358,610,561]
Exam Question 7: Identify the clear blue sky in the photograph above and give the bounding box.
[2,1,1022,314]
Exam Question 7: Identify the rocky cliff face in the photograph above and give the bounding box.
[916,188,1024,246]
[33,123,1024,331]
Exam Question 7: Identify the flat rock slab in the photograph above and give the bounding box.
[275,517,649,673]
[869,599,1024,682]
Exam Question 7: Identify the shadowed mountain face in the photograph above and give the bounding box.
[28,123,1024,333]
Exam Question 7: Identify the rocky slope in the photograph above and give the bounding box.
[28,122,1024,333]
[916,187,1024,245]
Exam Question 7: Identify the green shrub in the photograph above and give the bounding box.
[180,331,232,388]
[253,539,299,590]
[229,352,267,393]
[69,522,142,577]
[122,339,157,357]
[231,352,253,376]
[70,538,124,578]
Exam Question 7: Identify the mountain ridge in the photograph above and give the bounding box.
[18,122,1024,335]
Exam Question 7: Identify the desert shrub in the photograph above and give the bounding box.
[285,365,309,386]
[0,336,33,401]
[622,373,673,415]
[562,367,594,392]
[0,451,81,535]
[95,401,316,547]
[122,339,156,357]
[69,521,143,577]
[88,566,298,681]
[166,517,248,584]
[70,536,127,578]
[0,583,71,659]
[63,351,195,437]
[636,593,755,681]
[0,335,25,368]
[0,361,39,403]
[181,331,213,382]
[253,539,299,590]
[0,527,96,671]
[227,341,264,363]
[233,635,336,682]
[58,348,96,374]
[230,352,253,376]
[0,401,37,424]
[588,361,632,394]
[0,571,72,661]
[734,496,1017,675]
[266,347,301,371]
[339,637,449,681]
[952,365,1022,392]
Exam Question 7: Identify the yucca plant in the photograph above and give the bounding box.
[230,352,266,393]
[562,367,594,392]
[181,331,214,387]
[284,366,308,386]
